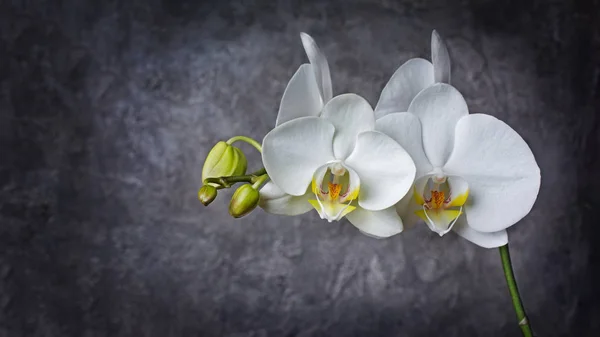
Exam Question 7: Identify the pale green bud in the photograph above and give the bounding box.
[229,184,260,218]
[198,184,217,206]
[202,141,247,186]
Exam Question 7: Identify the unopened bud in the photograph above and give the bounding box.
[202,141,247,186]
[229,184,260,218]
[198,184,218,206]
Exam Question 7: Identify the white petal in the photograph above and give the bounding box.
[345,131,416,211]
[431,30,451,84]
[262,117,335,196]
[407,83,468,167]
[357,230,387,239]
[346,206,404,238]
[258,181,312,216]
[311,163,329,193]
[276,64,323,126]
[395,192,422,230]
[374,58,434,119]
[300,33,332,102]
[443,114,541,232]
[375,112,433,177]
[452,216,508,248]
[343,165,361,203]
[446,176,469,208]
[321,94,375,159]
[412,174,433,205]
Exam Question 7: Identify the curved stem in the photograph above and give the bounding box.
[499,244,534,337]
[204,176,253,188]
[227,136,262,153]
[203,169,268,189]
[250,168,267,176]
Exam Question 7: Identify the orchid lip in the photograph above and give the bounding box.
[308,162,360,222]
[414,174,469,236]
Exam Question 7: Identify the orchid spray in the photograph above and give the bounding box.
[198,31,540,336]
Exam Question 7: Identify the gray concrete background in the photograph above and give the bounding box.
[0,0,598,336]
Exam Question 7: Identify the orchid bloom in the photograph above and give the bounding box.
[375,83,541,248]
[374,30,451,120]
[262,93,416,237]
[258,33,415,237]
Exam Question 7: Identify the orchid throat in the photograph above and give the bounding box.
[414,174,469,236]
[308,162,360,222]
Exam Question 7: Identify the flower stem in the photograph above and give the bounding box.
[251,174,269,190]
[226,136,262,153]
[203,168,268,189]
[204,176,252,188]
[499,244,534,337]
[250,168,267,176]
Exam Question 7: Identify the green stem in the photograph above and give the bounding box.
[227,136,262,153]
[499,244,533,337]
[250,168,267,176]
[203,170,268,189]
[251,174,269,189]
[204,176,253,188]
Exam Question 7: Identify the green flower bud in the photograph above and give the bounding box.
[202,141,247,186]
[198,184,218,206]
[229,184,260,218]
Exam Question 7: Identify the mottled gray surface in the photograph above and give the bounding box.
[0,0,599,336]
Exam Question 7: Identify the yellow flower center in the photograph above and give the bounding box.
[308,163,360,222]
[328,182,342,200]
[430,190,446,209]
[414,176,469,236]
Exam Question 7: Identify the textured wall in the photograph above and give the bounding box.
[1,0,599,336]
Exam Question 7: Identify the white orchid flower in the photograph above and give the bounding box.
[262,92,416,237]
[259,33,416,237]
[374,30,451,120]
[375,83,540,248]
